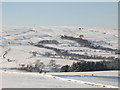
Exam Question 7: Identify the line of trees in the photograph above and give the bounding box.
[38,40,59,44]
[33,43,119,61]
[18,60,61,73]
[60,35,119,53]
[61,60,120,72]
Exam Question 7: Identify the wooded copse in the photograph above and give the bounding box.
[18,60,61,72]
[61,60,120,72]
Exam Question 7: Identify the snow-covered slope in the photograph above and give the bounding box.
[1,26,118,49]
[1,26,118,65]
[0,26,119,88]
[1,26,118,68]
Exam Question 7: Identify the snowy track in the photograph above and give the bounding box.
[46,75,118,88]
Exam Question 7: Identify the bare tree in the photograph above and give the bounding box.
[34,60,45,72]
[47,60,61,72]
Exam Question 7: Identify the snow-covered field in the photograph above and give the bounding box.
[0,69,119,88]
[0,26,119,88]
[1,70,98,88]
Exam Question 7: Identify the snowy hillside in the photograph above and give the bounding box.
[1,26,118,67]
[0,26,119,88]
[1,26,118,49]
